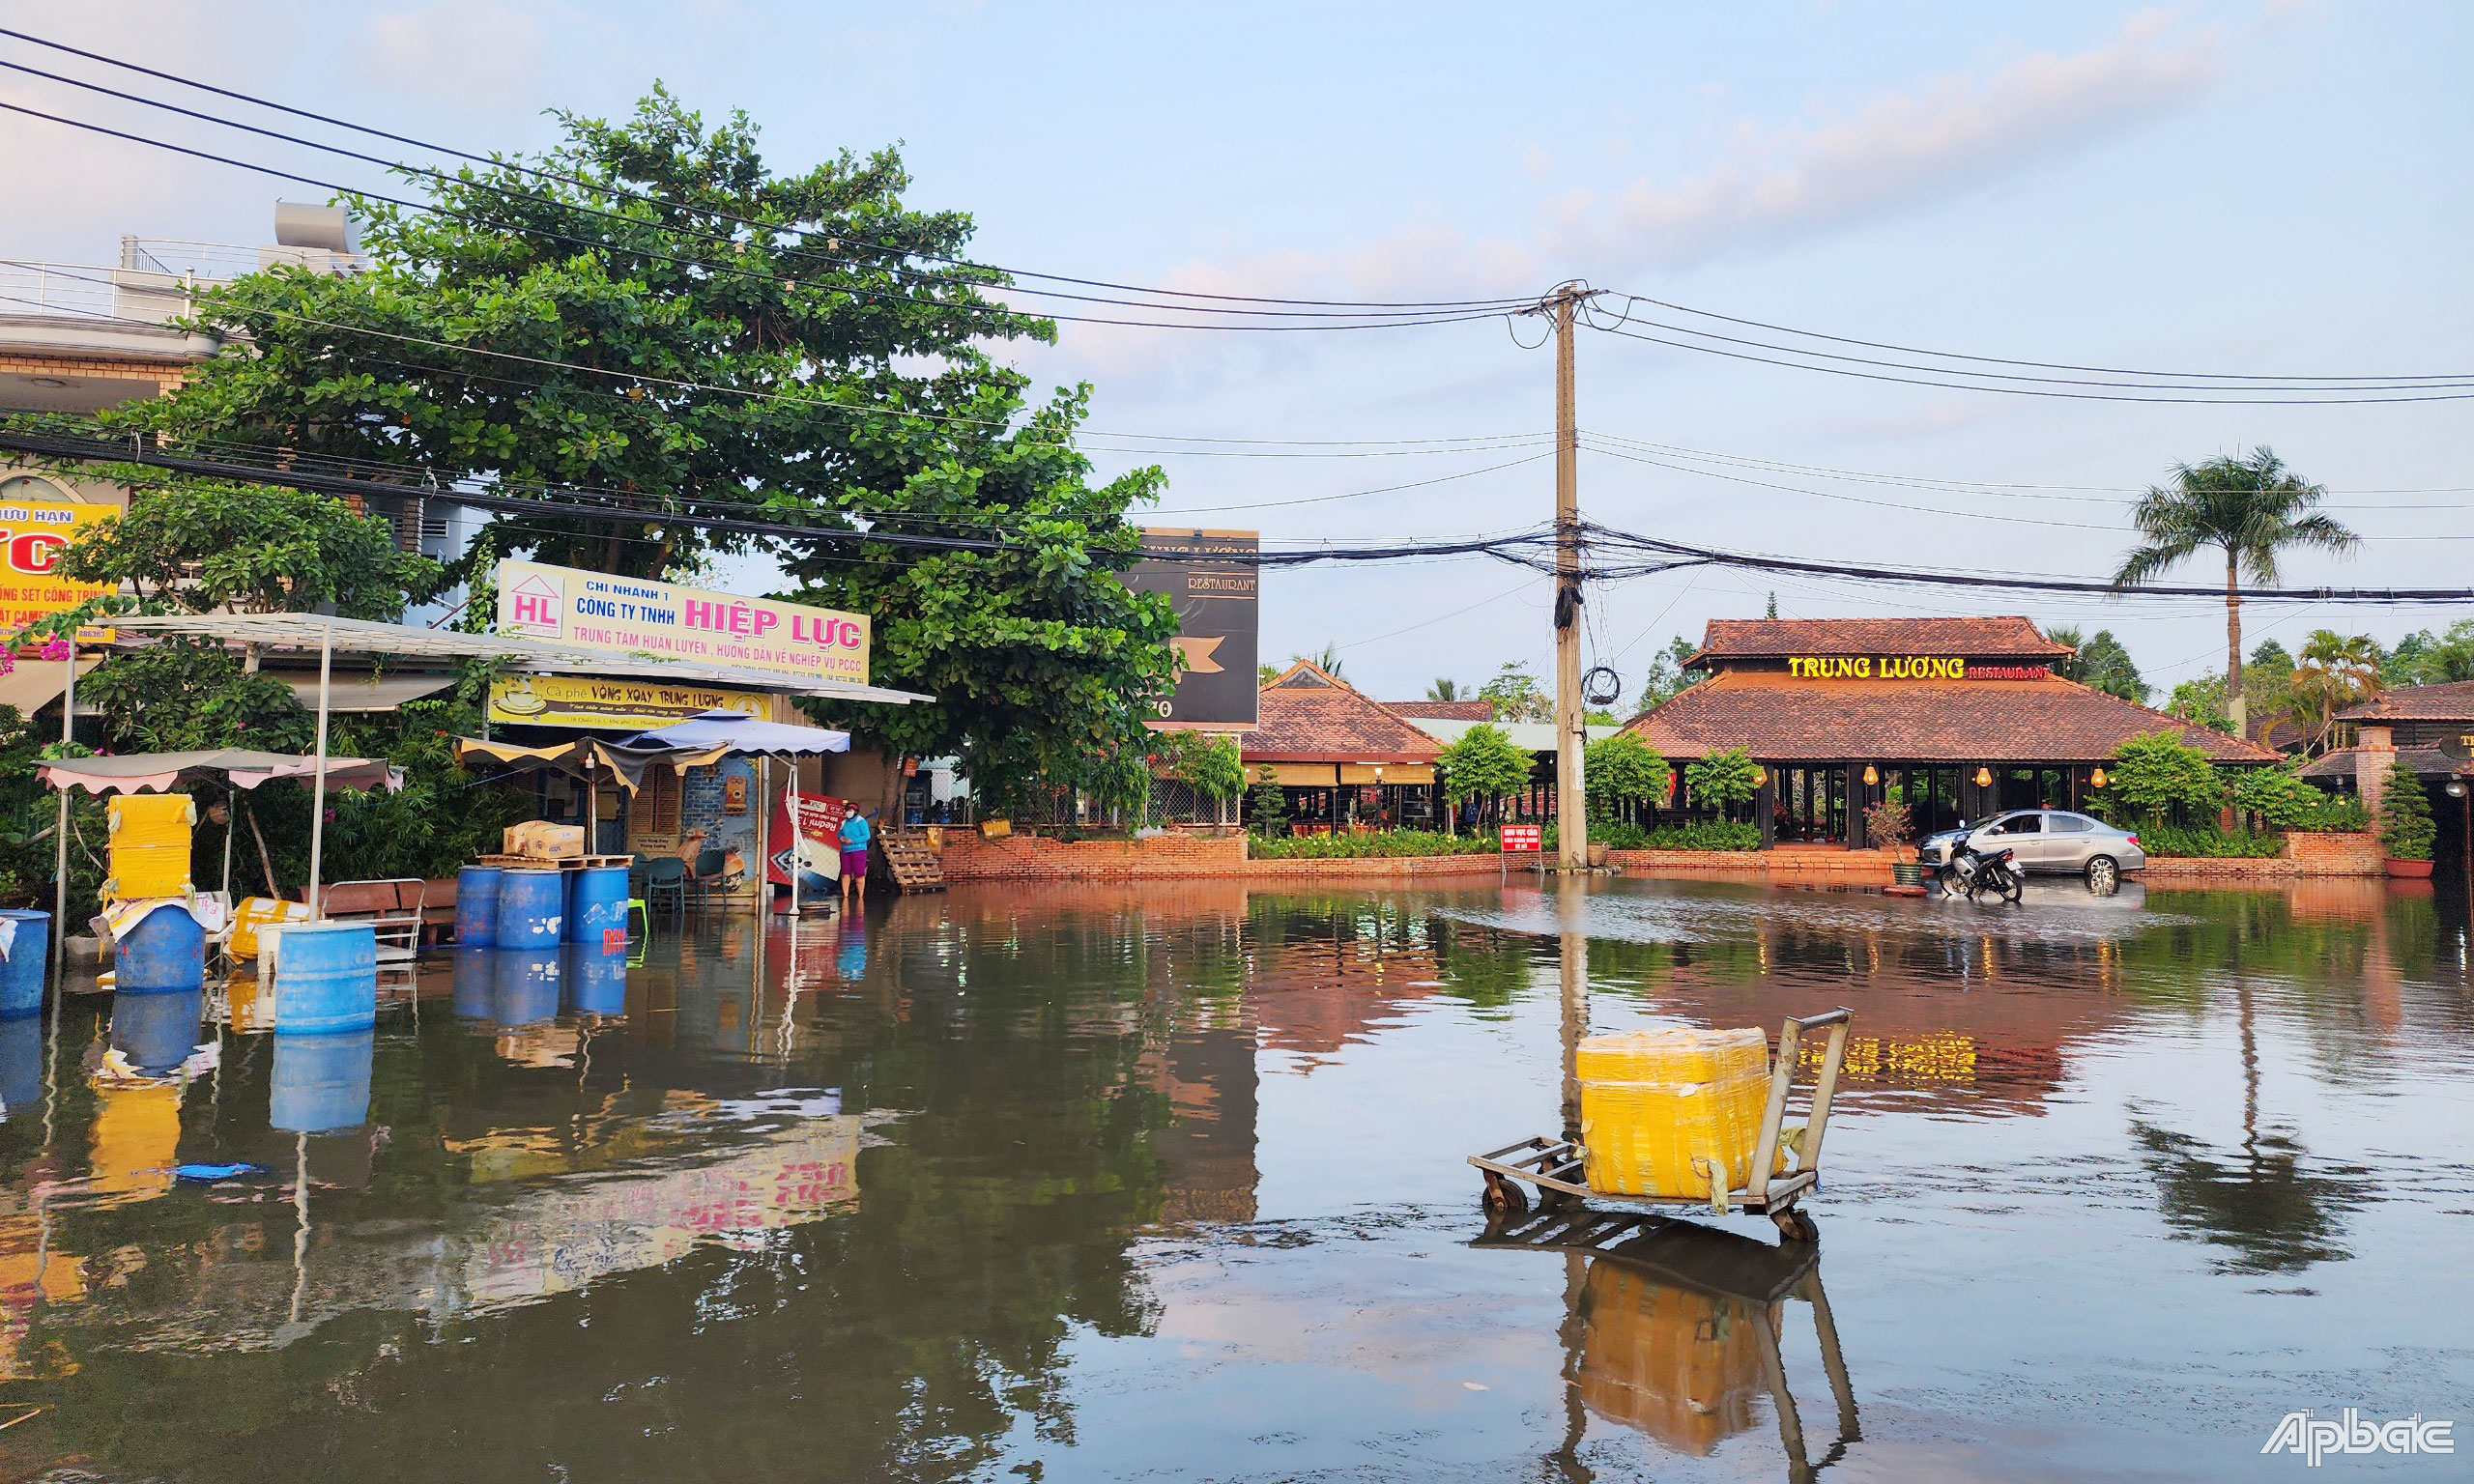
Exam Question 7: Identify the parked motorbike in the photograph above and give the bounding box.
[1939,838,2024,904]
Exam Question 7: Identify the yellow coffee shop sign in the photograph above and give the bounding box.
[488,675,781,731]
[0,497,117,643]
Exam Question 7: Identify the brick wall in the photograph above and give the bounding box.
[940,831,1251,881]
[1607,848,1894,884]
[2141,831,2383,879]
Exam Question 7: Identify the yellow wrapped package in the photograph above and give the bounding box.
[228,897,310,960]
[1577,1259,1771,1453]
[1578,1028,1773,1201]
[106,793,197,901]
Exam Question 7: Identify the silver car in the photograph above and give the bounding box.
[1916,810,2146,891]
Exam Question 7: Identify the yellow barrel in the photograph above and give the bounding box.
[1578,1028,1772,1201]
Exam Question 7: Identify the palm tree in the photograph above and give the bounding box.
[2114,447,2358,735]
[1289,643,1346,681]
[1425,677,1462,701]
[2283,630,2383,755]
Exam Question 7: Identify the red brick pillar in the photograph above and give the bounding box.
[2357,726,2395,824]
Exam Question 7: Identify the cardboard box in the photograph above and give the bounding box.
[503,822,587,860]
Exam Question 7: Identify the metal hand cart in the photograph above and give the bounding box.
[1470,1009,1852,1242]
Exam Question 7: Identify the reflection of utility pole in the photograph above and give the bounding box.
[1547,1249,1595,1484]
[1558,882,1590,1143]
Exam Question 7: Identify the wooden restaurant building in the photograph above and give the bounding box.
[1239,662,1442,832]
[1624,617,2273,849]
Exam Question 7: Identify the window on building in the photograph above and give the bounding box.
[639,768,681,835]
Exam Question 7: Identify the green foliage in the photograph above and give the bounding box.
[49,474,443,617]
[1476,663,1550,723]
[1246,762,1287,837]
[1591,819,1762,851]
[1436,724,1532,806]
[1248,829,1494,860]
[1424,677,1463,702]
[1582,732,1668,816]
[2137,824,2286,858]
[78,636,315,754]
[2107,730,2225,822]
[2275,630,2383,754]
[1638,636,1703,706]
[2384,619,2474,686]
[0,703,48,906]
[1154,731,1244,801]
[2061,628,2150,703]
[2167,673,2231,733]
[2293,791,2369,833]
[2376,760,2435,860]
[2229,760,2339,828]
[1683,746,1759,809]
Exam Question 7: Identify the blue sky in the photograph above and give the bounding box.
[6,1,2467,702]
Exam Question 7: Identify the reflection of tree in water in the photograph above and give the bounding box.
[20,902,1198,1483]
[2131,1120,2371,1274]
[1429,917,1539,1017]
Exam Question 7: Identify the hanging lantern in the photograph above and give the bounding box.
[2090,766,2109,788]
[1974,766,1993,787]
[1752,766,1768,787]
[1862,764,1879,786]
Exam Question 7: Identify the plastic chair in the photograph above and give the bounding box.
[643,855,688,915]
[688,849,739,913]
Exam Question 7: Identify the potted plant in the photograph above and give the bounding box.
[2376,758,2435,877]
[1864,797,1923,885]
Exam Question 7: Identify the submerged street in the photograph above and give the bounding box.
[1,878,2467,1481]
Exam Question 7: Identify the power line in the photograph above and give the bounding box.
[0,98,1515,336]
[1597,289,2470,385]
[1585,321,2474,406]
[0,25,1533,315]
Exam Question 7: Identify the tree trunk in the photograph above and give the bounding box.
[2224,550,2246,737]
[242,798,282,900]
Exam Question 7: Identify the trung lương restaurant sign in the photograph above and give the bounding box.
[496,559,869,684]
[1787,656,2048,680]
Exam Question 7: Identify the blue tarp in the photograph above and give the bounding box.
[621,709,851,757]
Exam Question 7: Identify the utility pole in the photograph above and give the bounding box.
[1548,283,1592,872]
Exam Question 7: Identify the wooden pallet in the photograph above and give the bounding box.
[880,832,946,893]
[473,853,635,870]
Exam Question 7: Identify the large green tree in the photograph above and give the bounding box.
[116,89,1177,812]
[2049,624,2150,703]
[2114,448,2358,735]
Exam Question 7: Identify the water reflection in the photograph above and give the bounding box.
[0,876,2460,1479]
[1478,1212,1857,1481]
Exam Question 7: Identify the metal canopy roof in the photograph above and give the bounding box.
[104,612,931,705]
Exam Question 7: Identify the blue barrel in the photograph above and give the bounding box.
[273,921,377,1035]
[451,946,495,1019]
[0,909,48,1018]
[493,947,561,1026]
[455,866,503,947]
[563,941,627,1015]
[564,866,629,948]
[0,1015,42,1114]
[113,986,203,1075]
[495,869,563,948]
[270,1029,373,1132]
[117,903,205,994]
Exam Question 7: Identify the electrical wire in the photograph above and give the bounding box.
[1597,288,2471,385]
[1585,320,2474,406]
[0,99,1517,336]
[0,25,1535,314]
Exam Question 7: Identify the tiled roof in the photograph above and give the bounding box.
[2298,745,2468,780]
[1243,664,1443,763]
[1384,699,1495,722]
[1689,615,2073,666]
[1622,670,2275,763]
[2337,680,2474,722]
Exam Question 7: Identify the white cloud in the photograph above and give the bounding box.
[1549,12,2224,268]
[355,0,551,102]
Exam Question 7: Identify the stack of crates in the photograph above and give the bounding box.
[1577,1027,1773,1204]
[104,793,196,904]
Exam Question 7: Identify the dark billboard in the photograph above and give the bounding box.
[1128,528,1259,730]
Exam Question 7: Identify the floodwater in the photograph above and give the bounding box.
[2,874,2471,1482]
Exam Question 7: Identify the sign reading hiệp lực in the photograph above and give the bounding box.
[495,559,869,684]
